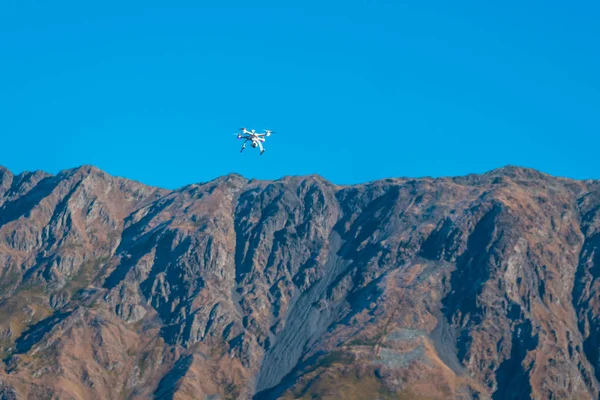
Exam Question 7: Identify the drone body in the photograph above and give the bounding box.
[236,128,275,155]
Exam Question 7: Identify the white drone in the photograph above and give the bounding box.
[235,127,275,155]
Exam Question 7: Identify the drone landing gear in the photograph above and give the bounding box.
[260,149,265,155]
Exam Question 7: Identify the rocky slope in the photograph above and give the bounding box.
[0,164,600,399]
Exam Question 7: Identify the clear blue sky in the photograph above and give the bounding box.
[1,1,599,189]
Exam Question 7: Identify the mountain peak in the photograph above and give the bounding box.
[0,162,599,399]
[486,164,550,178]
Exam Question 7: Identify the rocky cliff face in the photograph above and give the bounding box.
[0,165,599,399]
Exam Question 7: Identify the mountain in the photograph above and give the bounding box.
[0,164,600,399]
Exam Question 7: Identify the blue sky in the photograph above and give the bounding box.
[1,1,599,189]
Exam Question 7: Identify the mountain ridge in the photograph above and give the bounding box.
[0,163,600,399]
[3,163,592,192]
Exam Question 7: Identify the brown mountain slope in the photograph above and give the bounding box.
[0,165,599,399]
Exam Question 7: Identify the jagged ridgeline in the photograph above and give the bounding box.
[1,164,600,399]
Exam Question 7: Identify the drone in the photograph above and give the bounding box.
[235,128,275,155]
